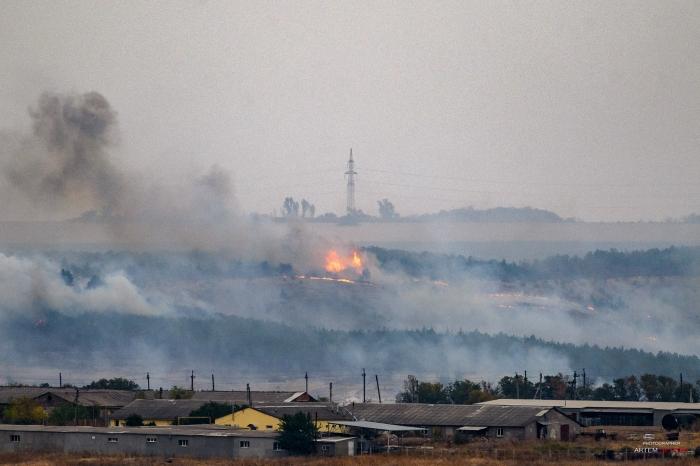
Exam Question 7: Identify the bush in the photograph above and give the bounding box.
[125,414,144,426]
[4,397,45,424]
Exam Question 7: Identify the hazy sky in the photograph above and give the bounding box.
[1,0,699,221]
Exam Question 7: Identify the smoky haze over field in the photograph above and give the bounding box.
[1,1,700,393]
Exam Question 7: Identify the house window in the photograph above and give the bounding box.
[10,435,20,443]
[273,441,282,451]
[240,440,250,448]
[496,428,504,438]
[146,437,157,443]
[265,425,274,430]
[108,437,118,443]
[178,439,189,447]
[321,445,330,452]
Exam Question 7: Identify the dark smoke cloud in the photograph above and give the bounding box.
[5,91,124,216]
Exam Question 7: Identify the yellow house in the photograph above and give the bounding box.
[216,403,351,434]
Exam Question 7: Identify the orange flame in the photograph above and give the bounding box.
[325,249,363,273]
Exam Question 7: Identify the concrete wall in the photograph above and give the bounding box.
[0,429,286,459]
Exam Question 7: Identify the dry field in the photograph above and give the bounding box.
[0,452,697,466]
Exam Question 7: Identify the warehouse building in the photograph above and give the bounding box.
[0,424,284,459]
[346,403,580,441]
[478,399,700,428]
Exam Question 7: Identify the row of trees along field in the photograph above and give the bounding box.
[397,373,700,404]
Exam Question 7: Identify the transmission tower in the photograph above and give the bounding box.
[345,149,357,214]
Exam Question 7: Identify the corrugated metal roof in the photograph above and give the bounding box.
[251,403,353,421]
[329,420,426,432]
[479,399,700,411]
[111,399,209,420]
[44,389,136,407]
[346,403,557,427]
[0,387,53,404]
[347,403,479,426]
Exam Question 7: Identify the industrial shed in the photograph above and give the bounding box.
[346,403,481,438]
[478,399,700,428]
[346,403,580,441]
[458,405,580,441]
[110,399,214,426]
[0,424,284,459]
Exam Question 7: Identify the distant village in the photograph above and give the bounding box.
[1,374,699,460]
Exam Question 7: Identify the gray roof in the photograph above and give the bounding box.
[329,420,427,432]
[110,399,209,420]
[459,405,555,427]
[0,387,136,407]
[347,403,481,426]
[191,390,314,403]
[0,387,51,404]
[43,389,136,408]
[0,424,278,438]
[346,403,560,427]
[251,403,353,422]
[478,399,700,411]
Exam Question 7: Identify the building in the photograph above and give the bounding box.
[110,399,214,426]
[346,403,580,441]
[215,403,353,433]
[478,399,700,428]
[0,424,284,459]
[191,390,316,404]
[0,387,137,426]
[457,404,579,441]
[315,436,356,456]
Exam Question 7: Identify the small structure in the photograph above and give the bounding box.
[315,436,356,457]
[216,403,352,433]
[110,399,213,426]
[0,424,284,459]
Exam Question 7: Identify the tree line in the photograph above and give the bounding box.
[396,372,700,404]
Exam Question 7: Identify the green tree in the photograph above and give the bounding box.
[448,380,495,404]
[48,404,98,426]
[591,383,616,401]
[277,412,318,455]
[84,377,139,390]
[189,402,236,423]
[3,397,45,424]
[125,414,144,426]
[169,386,192,399]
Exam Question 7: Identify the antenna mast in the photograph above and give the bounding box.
[345,149,357,214]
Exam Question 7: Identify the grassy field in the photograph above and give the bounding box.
[0,452,697,466]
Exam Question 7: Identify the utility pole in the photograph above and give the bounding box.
[572,371,578,400]
[375,375,382,404]
[362,368,366,403]
[246,383,251,406]
[539,373,543,400]
[515,373,520,399]
[190,370,195,391]
[582,368,586,398]
[305,372,308,393]
[146,372,150,391]
[59,372,62,388]
[329,382,333,403]
[345,149,357,215]
[211,374,215,392]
